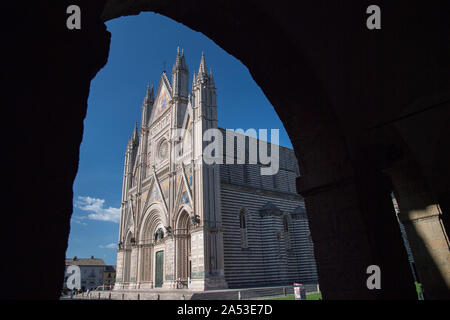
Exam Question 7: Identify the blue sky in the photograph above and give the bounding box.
[66,12,292,266]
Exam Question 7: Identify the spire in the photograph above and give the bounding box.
[180,51,188,70]
[209,68,215,87]
[132,122,139,142]
[141,83,154,127]
[172,46,188,72]
[198,51,207,75]
[192,71,197,88]
[143,83,154,105]
[172,47,189,98]
[172,47,181,72]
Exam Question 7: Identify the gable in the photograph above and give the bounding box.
[146,178,169,207]
[174,168,193,208]
[149,73,172,124]
[175,176,190,206]
[148,183,162,204]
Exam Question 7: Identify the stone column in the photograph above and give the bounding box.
[297,145,417,299]
[174,233,179,284]
[162,237,175,289]
[190,228,206,290]
[214,228,227,283]
[135,244,143,288]
[388,160,450,299]
[114,250,125,290]
[129,246,138,287]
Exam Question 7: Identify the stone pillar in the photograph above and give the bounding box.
[114,250,124,290]
[388,160,450,299]
[129,246,138,287]
[205,229,228,289]
[214,228,227,283]
[190,229,206,290]
[174,234,179,284]
[163,237,175,288]
[297,147,417,299]
[206,165,228,289]
[135,244,143,288]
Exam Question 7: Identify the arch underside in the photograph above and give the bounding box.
[104,1,449,298]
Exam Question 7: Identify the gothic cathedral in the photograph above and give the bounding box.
[115,49,318,291]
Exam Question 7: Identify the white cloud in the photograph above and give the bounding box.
[71,215,88,226]
[75,196,121,223]
[99,243,118,249]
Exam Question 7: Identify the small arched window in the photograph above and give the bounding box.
[283,215,291,250]
[239,208,248,249]
[240,208,246,229]
[283,215,289,232]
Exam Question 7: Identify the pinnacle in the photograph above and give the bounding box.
[192,71,197,89]
[209,68,215,87]
[173,46,188,72]
[198,51,207,75]
[132,122,139,141]
[143,83,154,104]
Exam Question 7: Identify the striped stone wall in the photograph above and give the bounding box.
[218,128,299,194]
[217,131,318,288]
[219,183,318,288]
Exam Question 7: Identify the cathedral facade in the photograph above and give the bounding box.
[114,49,318,291]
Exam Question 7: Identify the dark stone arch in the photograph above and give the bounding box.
[5,0,450,299]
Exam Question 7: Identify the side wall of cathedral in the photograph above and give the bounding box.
[220,184,317,288]
[218,135,318,288]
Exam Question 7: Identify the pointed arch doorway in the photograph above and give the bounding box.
[138,204,168,289]
[175,210,192,287]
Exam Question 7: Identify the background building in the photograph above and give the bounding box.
[64,256,106,291]
[103,265,116,288]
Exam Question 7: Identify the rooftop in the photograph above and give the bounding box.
[65,256,106,266]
